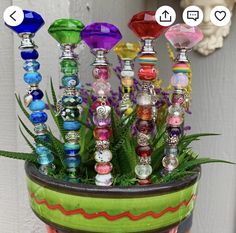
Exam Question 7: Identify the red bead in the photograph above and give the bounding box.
[137,106,152,120]
[93,127,112,141]
[138,178,152,185]
[138,65,157,81]
[95,162,112,174]
[136,145,152,157]
[93,66,109,80]
[136,119,154,134]
[128,11,167,39]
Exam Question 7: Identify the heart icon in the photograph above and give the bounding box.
[215,11,226,21]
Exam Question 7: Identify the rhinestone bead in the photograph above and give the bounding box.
[128,11,167,39]
[81,22,122,50]
[6,10,45,34]
[114,42,141,60]
[165,24,203,49]
[48,19,85,44]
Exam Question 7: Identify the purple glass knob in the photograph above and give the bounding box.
[165,24,203,50]
[81,22,122,51]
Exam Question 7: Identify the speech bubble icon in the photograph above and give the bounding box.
[187,11,199,21]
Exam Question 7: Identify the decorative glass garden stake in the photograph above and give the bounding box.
[114,42,141,118]
[81,23,122,186]
[6,10,54,174]
[163,24,203,174]
[129,11,167,184]
[48,19,85,181]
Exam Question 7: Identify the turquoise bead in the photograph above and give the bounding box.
[24,72,42,84]
[62,76,78,87]
[63,121,81,130]
[29,100,46,111]
[37,153,54,165]
[36,145,50,155]
[64,156,80,168]
[64,143,80,151]
[36,134,49,142]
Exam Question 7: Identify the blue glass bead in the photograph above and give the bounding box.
[21,50,39,60]
[6,10,45,34]
[76,83,82,90]
[24,60,40,71]
[64,156,80,168]
[35,145,50,155]
[64,143,80,151]
[31,89,44,100]
[62,96,81,107]
[29,100,46,111]
[24,72,42,84]
[63,121,81,131]
[62,76,78,87]
[36,134,49,142]
[37,153,54,165]
[64,149,80,155]
[30,111,48,124]
[78,96,83,104]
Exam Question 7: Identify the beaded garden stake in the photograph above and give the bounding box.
[128,11,167,184]
[5,10,54,174]
[81,23,122,186]
[48,19,85,182]
[162,24,203,174]
[114,42,141,117]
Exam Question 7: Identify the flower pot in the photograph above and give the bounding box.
[25,162,200,233]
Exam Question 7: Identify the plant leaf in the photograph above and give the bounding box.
[0,150,37,162]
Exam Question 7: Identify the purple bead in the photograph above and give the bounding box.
[81,22,122,50]
[93,115,111,127]
[167,127,182,137]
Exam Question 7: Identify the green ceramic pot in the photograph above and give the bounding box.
[25,162,200,233]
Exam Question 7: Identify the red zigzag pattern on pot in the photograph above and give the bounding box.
[30,193,196,221]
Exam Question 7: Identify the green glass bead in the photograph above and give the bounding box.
[48,19,85,44]
[60,59,78,76]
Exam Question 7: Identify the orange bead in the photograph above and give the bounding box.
[137,106,153,120]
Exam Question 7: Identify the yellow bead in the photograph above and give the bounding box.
[125,107,133,116]
[121,77,133,87]
[114,42,141,60]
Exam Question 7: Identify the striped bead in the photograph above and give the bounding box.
[138,54,158,65]
[172,63,190,73]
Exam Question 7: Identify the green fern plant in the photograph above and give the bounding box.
[0,79,234,186]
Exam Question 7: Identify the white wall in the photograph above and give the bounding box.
[0,0,235,232]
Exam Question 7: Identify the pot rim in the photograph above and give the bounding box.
[25,162,201,198]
